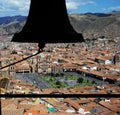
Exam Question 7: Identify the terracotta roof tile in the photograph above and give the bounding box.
[2,109,24,115]
[99,100,120,112]
[30,104,48,114]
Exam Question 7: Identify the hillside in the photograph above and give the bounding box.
[69,11,120,38]
[0,15,27,25]
[0,12,120,39]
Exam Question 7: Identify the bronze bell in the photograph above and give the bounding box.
[11,0,84,49]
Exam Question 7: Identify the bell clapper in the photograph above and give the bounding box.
[37,42,45,53]
[37,48,43,53]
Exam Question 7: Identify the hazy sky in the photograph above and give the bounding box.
[0,0,120,17]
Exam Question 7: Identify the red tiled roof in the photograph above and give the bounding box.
[2,109,24,115]
[96,56,113,61]
[99,100,120,112]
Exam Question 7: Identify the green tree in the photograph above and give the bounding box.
[11,50,17,54]
[92,80,96,84]
[77,78,83,83]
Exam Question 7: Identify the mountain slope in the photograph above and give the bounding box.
[0,15,27,25]
[0,12,120,39]
[69,12,120,38]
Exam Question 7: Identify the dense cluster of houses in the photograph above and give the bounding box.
[0,37,120,87]
[0,37,120,114]
[1,77,120,114]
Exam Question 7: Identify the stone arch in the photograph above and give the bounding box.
[0,77,9,89]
